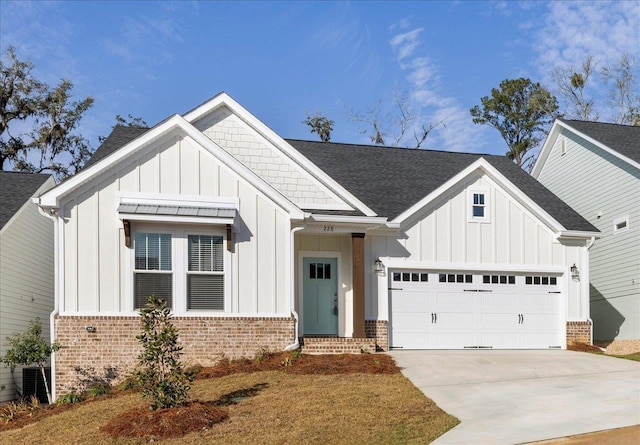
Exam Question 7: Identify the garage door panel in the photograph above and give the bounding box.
[436,291,475,306]
[521,332,562,348]
[521,313,558,330]
[392,332,431,349]
[481,293,518,308]
[436,311,476,327]
[479,332,518,348]
[392,311,430,328]
[480,312,518,328]
[435,332,478,348]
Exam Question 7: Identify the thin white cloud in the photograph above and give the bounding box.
[390,28,424,61]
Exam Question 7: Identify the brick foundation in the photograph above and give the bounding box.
[54,315,294,396]
[365,320,389,352]
[566,320,592,345]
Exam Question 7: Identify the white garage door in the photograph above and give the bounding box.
[389,271,563,349]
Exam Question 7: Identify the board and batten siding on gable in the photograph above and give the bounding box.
[536,130,640,340]
[59,132,290,316]
[193,106,348,208]
[0,179,55,402]
[365,173,587,321]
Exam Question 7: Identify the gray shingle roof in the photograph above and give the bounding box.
[82,126,597,232]
[0,171,52,229]
[84,125,150,168]
[287,139,598,232]
[560,119,640,164]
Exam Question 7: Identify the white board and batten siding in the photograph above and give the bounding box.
[58,131,290,317]
[536,130,640,340]
[0,177,56,402]
[364,173,587,349]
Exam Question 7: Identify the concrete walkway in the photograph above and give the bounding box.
[388,350,640,445]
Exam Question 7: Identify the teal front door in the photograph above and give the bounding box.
[303,257,338,335]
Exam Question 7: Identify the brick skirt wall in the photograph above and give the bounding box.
[54,315,294,396]
[566,320,592,345]
[365,320,388,352]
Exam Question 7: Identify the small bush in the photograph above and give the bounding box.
[86,383,111,398]
[136,296,193,410]
[254,347,271,364]
[56,392,84,405]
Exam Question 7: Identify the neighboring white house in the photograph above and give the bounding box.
[36,93,599,399]
[533,119,640,352]
[0,171,55,403]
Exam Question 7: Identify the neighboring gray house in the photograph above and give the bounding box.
[533,119,640,351]
[0,171,56,402]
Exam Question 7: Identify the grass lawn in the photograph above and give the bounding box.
[0,356,459,444]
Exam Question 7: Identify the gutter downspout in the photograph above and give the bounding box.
[284,224,306,351]
[586,236,596,345]
[36,202,60,402]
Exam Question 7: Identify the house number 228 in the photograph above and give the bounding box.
[323,226,334,232]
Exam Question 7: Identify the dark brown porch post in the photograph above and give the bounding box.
[352,232,366,338]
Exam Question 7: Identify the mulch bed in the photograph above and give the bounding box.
[567,342,604,353]
[102,401,228,439]
[195,351,401,379]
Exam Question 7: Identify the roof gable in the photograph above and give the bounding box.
[533,119,640,176]
[37,115,304,219]
[0,171,53,229]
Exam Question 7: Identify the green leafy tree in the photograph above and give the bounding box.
[0,319,60,404]
[303,111,334,142]
[470,78,558,170]
[0,46,94,180]
[136,296,192,410]
[0,46,45,170]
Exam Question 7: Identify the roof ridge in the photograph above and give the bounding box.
[284,138,500,157]
[560,118,640,129]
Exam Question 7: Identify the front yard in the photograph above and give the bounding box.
[0,353,459,444]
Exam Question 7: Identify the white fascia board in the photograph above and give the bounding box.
[309,214,388,225]
[392,158,567,233]
[184,93,378,217]
[531,120,561,178]
[379,258,567,274]
[557,230,601,240]
[118,191,239,209]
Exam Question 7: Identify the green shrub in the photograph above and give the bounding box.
[86,383,111,397]
[56,392,84,404]
[135,296,193,410]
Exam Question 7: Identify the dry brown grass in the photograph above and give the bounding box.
[0,358,458,444]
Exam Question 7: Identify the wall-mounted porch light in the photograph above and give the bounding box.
[570,263,579,280]
[374,258,384,276]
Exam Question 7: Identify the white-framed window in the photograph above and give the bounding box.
[613,215,629,233]
[134,232,173,309]
[468,188,490,223]
[132,226,228,312]
[187,234,224,310]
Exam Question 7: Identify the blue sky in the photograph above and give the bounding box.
[1,1,638,158]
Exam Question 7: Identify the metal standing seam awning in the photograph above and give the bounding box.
[117,203,236,219]
[117,203,237,249]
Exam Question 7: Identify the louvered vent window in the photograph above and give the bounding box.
[187,235,224,310]
[134,233,172,309]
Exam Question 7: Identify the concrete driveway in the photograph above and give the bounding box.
[388,350,640,445]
